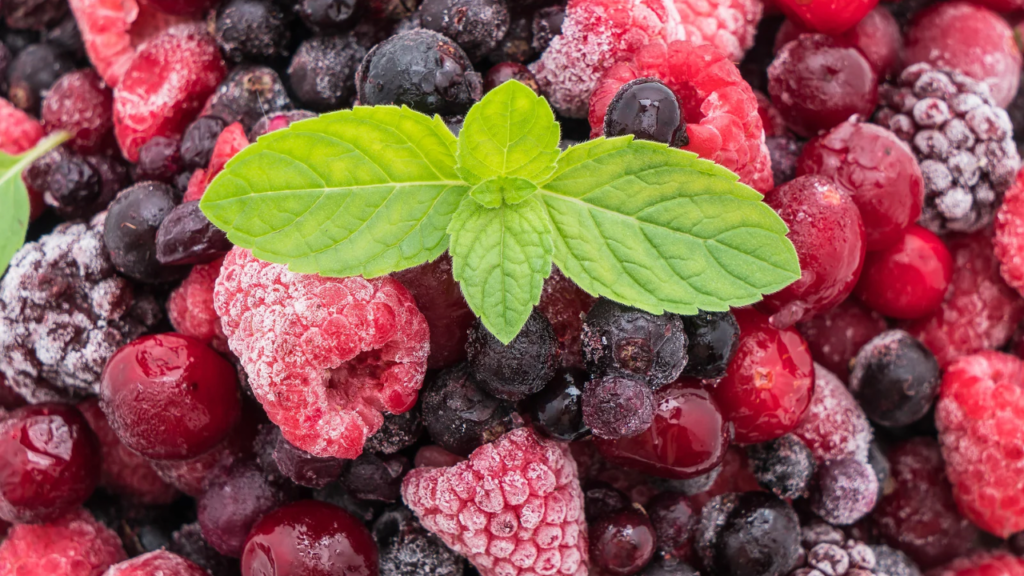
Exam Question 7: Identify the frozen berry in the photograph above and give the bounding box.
[771,0,878,35]
[166,258,227,352]
[641,558,699,576]
[0,509,126,576]
[584,481,630,522]
[202,66,293,132]
[483,62,539,93]
[103,182,189,283]
[603,78,687,147]
[466,311,557,401]
[0,96,43,154]
[872,546,924,576]
[215,0,290,63]
[356,29,482,116]
[373,506,464,576]
[582,299,688,390]
[590,508,656,576]
[6,42,74,113]
[768,34,878,138]
[106,550,210,576]
[696,492,802,576]
[100,333,242,461]
[341,452,409,502]
[679,311,739,380]
[295,0,365,32]
[40,69,113,154]
[149,416,259,497]
[796,300,882,381]
[133,136,182,183]
[854,226,951,319]
[421,364,517,457]
[155,201,232,266]
[792,363,873,466]
[2,0,67,30]
[747,434,816,499]
[415,0,510,62]
[524,367,588,442]
[583,375,654,440]
[248,110,317,141]
[486,14,532,64]
[647,492,696,562]
[810,456,880,525]
[774,6,902,78]
[766,136,802,188]
[530,5,563,54]
[36,151,110,220]
[394,255,476,369]
[256,424,345,488]
[364,408,423,455]
[537,267,597,368]
[288,34,367,112]
[180,116,226,170]
[849,330,941,427]
[930,553,1024,576]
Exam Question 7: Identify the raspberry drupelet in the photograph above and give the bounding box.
[214,247,430,459]
[995,169,1024,296]
[0,509,126,576]
[104,550,211,576]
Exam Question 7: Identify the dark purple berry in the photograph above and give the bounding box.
[356,29,482,116]
[487,15,532,64]
[871,545,923,576]
[466,312,557,401]
[0,42,10,94]
[421,363,518,456]
[180,116,227,170]
[767,136,803,188]
[295,0,365,33]
[483,61,538,93]
[584,481,630,522]
[155,201,232,266]
[341,453,410,502]
[524,367,588,441]
[647,492,695,562]
[1011,533,1024,557]
[313,483,384,525]
[215,0,291,63]
[133,136,182,183]
[173,170,193,195]
[288,34,366,112]
[582,299,689,389]
[103,182,189,283]
[171,522,242,576]
[747,434,816,499]
[531,5,563,53]
[811,457,880,526]
[204,66,293,131]
[696,492,802,576]
[3,0,67,33]
[605,78,688,147]
[415,0,509,62]
[255,424,346,489]
[1,28,37,55]
[583,375,654,439]
[364,406,423,455]
[641,557,699,576]
[590,508,657,576]
[373,505,465,576]
[6,42,74,112]
[680,311,739,380]
[849,330,941,428]
[38,152,101,219]
[43,15,83,57]
[656,463,722,496]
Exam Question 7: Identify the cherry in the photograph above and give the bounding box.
[242,500,379,576]
[774,7,902,78]
[589,509,657,576]
[647,492,696,562]
[712,308,815,445]
[100,333,242,461]
[854,225,952,320]
[0,403,100,523]
[797,299,887,381]
[771,0,880,35]
[393,255,475,370]
[595,380,730,480]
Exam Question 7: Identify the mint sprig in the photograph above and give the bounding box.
[201,80,801,344]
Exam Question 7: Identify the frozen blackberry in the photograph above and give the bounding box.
[255,424,346,488]
[295,0,365,32]
[697,492,803,576]
[340,453,409,502]
[133,136,182,183]
[681,311,740,380]
[604,78,688,147]
[849,330,941,428]
[3,0,67,33]
[465,311,557,401]
[288,34,366,112]
[356,29,482,116]
[364,407,423,455]
[215,0,291,63]
[420,363,518,456]
[104,182,190,283]
[170,522,242,576]
[531,5,563,54]
[875,63,1021,233]
[414,0,509,62]
[204,66,293,132]
[523,367,588,442]
[582,299,689,389]
[747,434,816,500]
[583,374,654,439]
[155,201,232,266]
[6,42,73,112]
[0,220,162,402]
[180,116,226,170]
[373,506,465,576]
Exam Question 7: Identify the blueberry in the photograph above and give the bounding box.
[373,506,465,576]
[582,374,654,439]
[531,5,564,54]
[0,42,10,94]
[289,34,366,112]
[215,0,291,63]
[523,367,588,441]
[3,0,68,34]
[421,363,518,456]
[696,492,802,576]
[103,182,189,283]
[487,15,532,64]
[6,42,74,112]
[41,153,100,217]
[681,311,740,379]
[254,424,345,489]
[1,28,38,55]
[205,66,293,131]
[133,136,182,183]
[155,201,232,266]
[604,78,689,147]
[415,0,510,62]
[849,330,941,428]
[180,116,227,170]
[43,15,84,58]
[871,545,923,576]
[364,407,423,454]
[810,457,879,526]
[295,0,365,33]
[746,434,816,499]
[466,311,558,401]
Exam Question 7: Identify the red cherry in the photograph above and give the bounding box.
[712,308,815,445]
[100,333,242,461]
[775,7,902,77]
[595,381,730,480]
[589,509,656,575]
[854,225,953,319]
[772,0,880,35]
[393,255,476,369]
[242,499,379,576]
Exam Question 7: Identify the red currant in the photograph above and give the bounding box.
[855,225,953,319]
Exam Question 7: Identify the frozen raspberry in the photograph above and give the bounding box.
[0,219,162,402]
[113,26,227,163]
[996,170,1024,296]
[771,0,879,35]
[0,509,126,576]
[875,65,1021,234]
[792,363,872,465]
[167,258,227,351]
[797,299,886,381]
[374,505,465,576]
[774,6,902,78]
[590,40,773,192]
[0,96,43,154]
[931,553,1024,576]
[402,427,589,576]
[901,233,1024,368]
[40,69,114,154]
[935,351,1024,537]
[672,0,763,64]
[214,247,430,459]
[77,398,178,506]
[104,550,209,576]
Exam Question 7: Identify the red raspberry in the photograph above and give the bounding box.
[903,1,1021,108]
[855,225,953,320]
[590,40,773,192]
[182,168,209,203]
[901,233,1024,368]
[76,398,178,506]
[797,299,887,381]
[393,254,476,370]
[671,0,763,63]
[402,427,589,576]
[113,25,226,162]
[104,550,209,576]
[931,553,1024,576]
[0,509,126,576]
[935,351,1024,537]
[537,268,597,369]
[179,121,248,202]
[995,169,1024,297]
[792,363,872,465]
[755,90,787,138]
[167,257,227,352]
[0,97,43,155]
[774,6,902,77]
[214,247,430,459]
[770,0,879,35]
[40,70,114,154]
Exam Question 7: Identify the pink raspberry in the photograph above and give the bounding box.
[589,40,773,192]
[995,169,1024,297]
[792,363,872,465]
[168,257,227,352]
[671,0,763,64]
[931,553,1024,576]
[103,550,209,576]
[0,509,126,576]
[935,351,1024,537]
[402,428,589,576]
[214,247,429,460]
[0,97,43,155]
[180,122,248,202]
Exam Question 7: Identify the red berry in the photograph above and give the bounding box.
[0,509,126,576]
[995,169,1024,297]
[797,119,924,251]
[854,225,952,319]
[596,380,730,479]
[40,70,114,154]
[113,26,227,162]
[100,333,242,461]
[393,254,476,369]
[931,553,1024,576]
[797,299,887,381]
[589,509,656,576]
[199,461,298,558]
[770,0,879,35]
[768,34,878,138]
[105,550,209,576]
[167,257,228,353]
[149,412,260,497]
[759,175,866,326]
[774,6,902,77]
[0,97,43,155]
[537,267,597,368]
[242,500,378,576]
[206,121,248,176]
[791,363,872,465]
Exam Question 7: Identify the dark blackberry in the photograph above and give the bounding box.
[680,310,740,380]
[294,0,365,32]
[133,136,182,183]
[583,374,654,439]
[373,505,465,576]
[248,109,317,141]
[874,63,1021,233]
[531,5,563,54]
[413,0,509,62]
[810,457,880,526]
[523,367,588,441]
[155,201,232,266]
[288,34,366,112]
[871,545,923,576]
[582,299,689,389]
[466,311,558,401]
[483,61,538,93]
[103,182,190,283]
[420,363,518,456]
[696,492,803,576]
[43,14,84,58]
[215,0,291,63]
[590,508,657,576]
[0,220,162,402]
[487,15,532,64]
[5,42,74,112]
[170,522,242,576]
[364,406,423,454]
[604,78,688,147]
[849,330,941,428]
[0,42,10,93]
[356,29,482,116]
[583,481,630,522]
[767,136,803,188]
[2,0,68,32]
[204,66,293,132]
[340,452,410,502]
[255,424,345,488]
[180,116,226,170]
[647,491,696,562]
[747,434,816,500]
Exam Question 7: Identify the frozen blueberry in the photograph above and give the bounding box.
[215,0,291,63]
[582,374,654,439]
[421,364,518,456]
[133,136,182,183]
[523,367,588,442]
[180,116,227,170]
[288,34,366,112]
[415,0,510,62]
[466,311,558,401]
[205,66,293,131]
[295,0,365,33]
[103,182,189,283]
[681,310,740,380]
[373,506,465,576]
[364,407,423,455]
[155,201,232,266]
[849,330,941,428]
[747,434,816,499]
[696,492,802,576]
[6,42,74,112]
[340,453,410,502]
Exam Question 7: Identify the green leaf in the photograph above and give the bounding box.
[200,105,470,278]
[538,137,801,315]
[468,176,539,208]
[0,131,70,276]
[456,80,561,185]
[448,196,554,344]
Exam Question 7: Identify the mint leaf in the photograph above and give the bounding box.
[538,137,801,315]
[468,176,539,208]
[0,132,70,275]
[456,80,561,185]
[448,196,554,344]
[200,105,469,278]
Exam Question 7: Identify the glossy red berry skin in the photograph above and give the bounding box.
[589,509,656,575]
[100,333,242,461]
[713,308,815,445]
[772,0,880,35]
[0,403,100,523]
[241,499,379,576]
[759,175,866,327]
[393,254,475,370]
[595,380,730,480]
[774,7,902,78]
[855,225,953,320]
